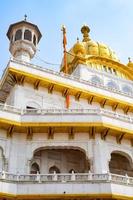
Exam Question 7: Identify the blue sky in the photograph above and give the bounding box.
[0,0,133,74]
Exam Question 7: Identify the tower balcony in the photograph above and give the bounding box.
[0,172,132,199]
[0,103,133,137]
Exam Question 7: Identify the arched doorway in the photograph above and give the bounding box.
[109,152,133,176]
[49,166,60,173]
[30,147,90,174]
[30,162,40,174]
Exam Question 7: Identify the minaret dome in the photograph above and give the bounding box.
[7,18,42,62]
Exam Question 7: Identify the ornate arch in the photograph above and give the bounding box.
[15,29,22,41]
[110,150,133,167]
[109,150,133,176]
[29,144,91,174]
[32,145,89,161]
[30,162,40,174]
[24,29,32,41]
[49,165,60,173]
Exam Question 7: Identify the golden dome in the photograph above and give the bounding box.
[60,24,119,72]
[73,38,86,55]
[73,25,119,61]
[85,40,119,61]
[70,39,119,61]
[79,24,119,61]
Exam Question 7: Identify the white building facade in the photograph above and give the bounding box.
[0,20,132,200]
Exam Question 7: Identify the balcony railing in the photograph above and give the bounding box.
[0,103,133,124]
[0,171,133,186]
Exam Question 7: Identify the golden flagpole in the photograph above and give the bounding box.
[61,25,70,108]
[61,25,67,74]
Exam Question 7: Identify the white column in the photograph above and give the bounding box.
[86,141,93,172]
[40,151,48,173]
[25,141,33,173]
[22,28,25,40]
[12,30,16,42]
[31,31,34,43]
[5,138,13,172]
[92,135,110,173]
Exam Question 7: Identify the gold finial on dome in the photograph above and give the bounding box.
[127,57,133,68]
[128,57,131,63]
[77,37,79,42]
[81,24,90,42]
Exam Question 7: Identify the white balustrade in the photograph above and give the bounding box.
[0,172,132,186]
[0,102,133,125]
[129,177,133,185]
[111,173,128,184]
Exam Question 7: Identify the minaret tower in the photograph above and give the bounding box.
[7,15,42,62]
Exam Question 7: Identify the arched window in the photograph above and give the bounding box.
[24,29,32,41]
[33,35,36,46]
[30,162,40,174]
[122,85,133,95]
[107,81,118,90]
[91,76,102,85]
[15,29,22,41]
[49,166,60,174]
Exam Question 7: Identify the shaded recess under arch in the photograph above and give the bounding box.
[24,29,32,41]
[15,29,22,41]
[109,151,133,177]
[30,146,90,174]
[30,162,40,174]
[49,165,60,173]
